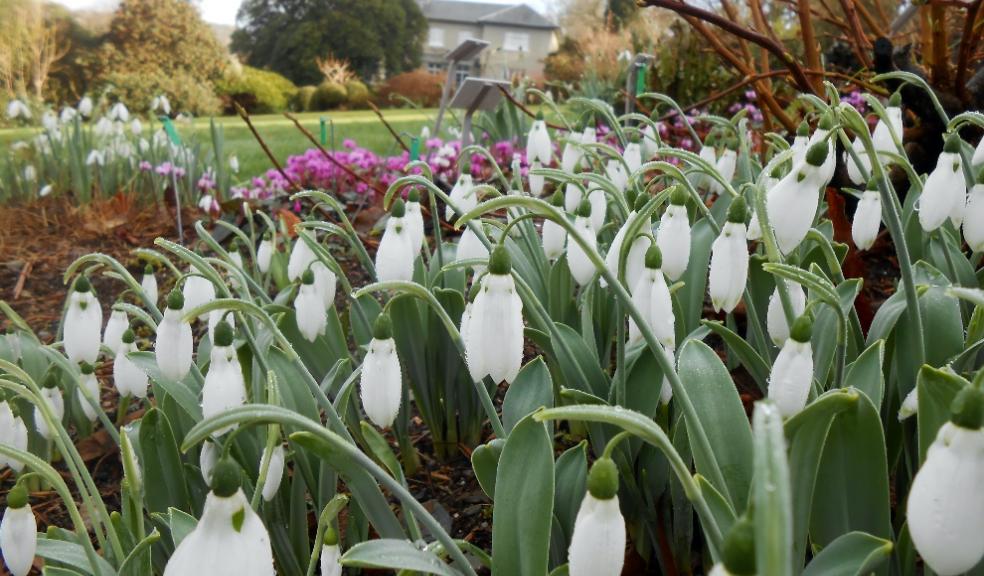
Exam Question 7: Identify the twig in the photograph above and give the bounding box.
[283,112,386,196]
[930,0,951,87]
[234,102,301,192]
[838,0,874,68]
[367,101,410,153]
[13,260,32,300]
[955,0,983,101]
[798,0,825,93]
[494,86,570,131]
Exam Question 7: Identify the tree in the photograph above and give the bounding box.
[231,0,426,85]
[0,0,69,99]
[606,0,638,30]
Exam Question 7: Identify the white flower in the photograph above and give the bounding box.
[86,149,105,166]
[564,182,583,213]
[198,194,216,213]
[60,106,77,124]
[456,226,489,274]
[696,145,717,189]
[447,173,477,221]
[131,118,143,136]
[963,183,984,252]
[561,130,583,172]
[907,418,984,575]
[41,111,58,132]
[852,188,882,250]
[320,541,342,576]
[463,250,524,384]
[656,199,691,281]
[767,143,828,254]
[588,187,607,233]
[229,155,240,173]
[375,201,415,282]
[5,100,30,120]
[623,142,642,174]
[747,169,781,240]
[768,316,814,418]
[898,387,918,421]
[0,487,36,576]
[360,316,402,428]
[605,160,628,193]
[35,385,64,440]
[77,365,101,422]
[529,160,545,196]
[642,124,660,159]
[568,212,599,286]
[256,237,274,273]
[767,280,807,347]
[709,216,749,314]
[182,274,216,320]
[542,214,567,261]
[203,322,246,436]
[974,136,984,167]
[628,246,675,348]
[581,126,597,145]
[141,266,158,305]
[103,309,129,355]
[114,332,149,399]
[845,137,870,185]
[200,441,219,484]
[603,212,650,290]
[405,194,425,253]
[526,117,552,165]
[64,278,102,364]
[259,445,285,502]
[0,403,28,472]
[207,310,235,343]
[152,95,171,115]
[163,487,275,576]
[94,117,113,137]
[156,292,194,381]
[807,122,836,188]
[873,102,903,157]
[710,149,737,195]
[295,272,326,342]
[78,96,93,117]
[919,137,966,232]
[39,184,52,197]
[569,459,625,576]
[311,261,337,310]
[287,236,317,282]
[109,102,130,122]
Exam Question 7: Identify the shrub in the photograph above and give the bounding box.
[375,69,443,107]
[101,68,221,116]
[294,86,318,111]
[345,80,370,108]
[215,65,298,114]
[313,81,348,110]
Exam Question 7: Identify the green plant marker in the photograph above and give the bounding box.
[320,117,327,146]
[410,136,420,161]
[159,116,182,146]
[635,65,647,95]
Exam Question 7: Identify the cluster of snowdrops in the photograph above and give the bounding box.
[3,79,984,576]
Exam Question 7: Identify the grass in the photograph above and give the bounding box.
[0,108,441,181]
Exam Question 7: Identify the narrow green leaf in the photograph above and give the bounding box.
[341,539,459,575]
[802,532,893,576]
[753,401,793,576]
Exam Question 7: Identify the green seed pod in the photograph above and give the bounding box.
[213,321,234,347]
[550,189,565,207]
[79,361,94,375]
[210,457,242,497]
[586,457,619,500]
[167,290,184,311]
[805,140,829,167]
[950,386,984,430]
[301,269,315,285]
[796,120,810,137]
[408,188,420,203]
[943,132,963,154]
[488,246,512,275]
[373,313,393,340]
[888,91,902,107]
[75,276,91,293]
[644,244,663,270]
[727,197,748,223]
[323,524,339,546]
[6,482,28,509]
[144,263,154,275]
[576,198,592,218]
[669,186,689,206]
[391,198,406,218]
[722,516,756,575]
[789,314,813,343]
[121,328,136,345]
[818,110,835,131]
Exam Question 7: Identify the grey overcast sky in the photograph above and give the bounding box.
[50,0,556,26]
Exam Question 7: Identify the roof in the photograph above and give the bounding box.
[419,1,558,29]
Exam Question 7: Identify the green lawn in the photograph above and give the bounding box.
[0,108,441,180]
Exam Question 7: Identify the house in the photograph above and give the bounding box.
[418,1,559,81]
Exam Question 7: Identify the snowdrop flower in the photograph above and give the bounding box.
[23,165,35,182]
[907,385,984,575]
[974,135,984,167]
[103,308,128,355]
[60,106,77,124]
[259,445,286,502]
[807,112,836,188]
[320,527,343,576]
[709,198,749,313]
[86,149,104,166]
[109,102,129,122]
[182,273,216,320]
[78,96,93,117]
[710,146,737,195]
[623,140,643,174]
[77,362,101,422]
[41,110,58,132]
[708,517,756,576]
[641,124,660,159]
[456,225,489,274]
[164,458,275,576]
[767,141,829,254]
[200,440,219,484]
[564,182,583,213]
[94,117,113,137]
[568,200,599,285]
[561,128,583,172]
[542,190,568,260]
[587,186,607,233]
[568,458,626,576]
[35,379,64,440]
[312,261,337,309]
[287,235,317,282]
[872,92,903,157]
[919,134,966,232]
[257,233,274,273]
[628,245,675,350]
[141,264,158,305]
[767,280,807,347]
[295,269,326,342]
[0,402,27,472]
[64,276,102,364]
[39,184,52,197]
[360,314,402,428]
[747,165,782,241]
[526,113,552,164]
[207,310,234,343]
[605,160,628,193]
[152,95,171,115]
[156,291,193,381]
[768,315,814,418]
[447,173,477,221]
[375,199,415,282]
[198,194,217,213]
[581,125,597,146]
[5,99,30,120]
[845,136,870,185]
[129,119,142,136]
[202,321,246,436]
[656,188,692,281]
[963,172,984,252]
[0,483,36,576]
[115,329,149,399]
[898,387,918,421]
[405,189,425,253]
[529,160,545,196]
[604,194,650,290]
[696,144,717,189]
[229,155,240,173]
[852,180,882,250]
[463,248,524,383]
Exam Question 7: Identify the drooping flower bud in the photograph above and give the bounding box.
[0,483,37,576]
[114,328,149,399]
[852,179,883,251]
[0,402,27,472]
[103,308,129,355]
[587,186,607,233]
[808,112,836,187]
[295,269,326,342]
[710,146,737,196]
[35,375,64,440]
[202,321,246,436]
[64,276,102,364]
[962,170,984,252]
[604,209,651,290]
[163,458,275,576]
[182,274,216,321]
[320,525,343,576]
[529,160,545,196]
[526,114,552,165]
[156,290,194,381]
[623,140,642,174]
[919,134,966,232]
[256,233,274,274]
[287,235,316,282]
[768,314,814,418]
[405,188,425,254]
[375,199,415,282]
[77,362,101,422]
[709,197,749,313]
[456,226,489,275]
[656,188,691,281]
[312,261,337,310]
[542,191,568,260]
[561,128,584,173]
[568,458,626,576]
[568,200,599,286]
[629,244,675,350]
[360,313,403,428]
[259,445,286,502]
[766,145,826,254]
[463,248,524,384]
[447,173,477,221]
[767,281,807,346]
[141,263,158,305]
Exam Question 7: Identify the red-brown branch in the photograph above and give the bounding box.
[495,85,570,131]
[955,0,984,101]
[235,102,301,192]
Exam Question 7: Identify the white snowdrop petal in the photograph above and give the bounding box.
[456,226,489,274]
[155,308,194,381]
[295,284,326,342]
[375,217,415,282]
[568,217,598,286]
[65,291,103,364]
[708,222,748,313]
[963,185,984,252]
[0,505,37,576]
[287,238,317,282]
[320,543,343,576]
[114,342,149,399]
[359,338,403,428]
[202,346,247,435]
[656,205,691,281]
[852,190,882,251]
[256,240,273,273]
[919,151,965,233]
[406,201,425,253]
[768,339,813,418]
[767,281,807,347]
[568,494,626,576]
[260,445,286,502]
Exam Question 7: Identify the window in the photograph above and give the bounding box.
[503,31,530,52]
[428,27,445,48]
[457,31,475,46]
[454,63,471,85]
[426,62,446,74]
